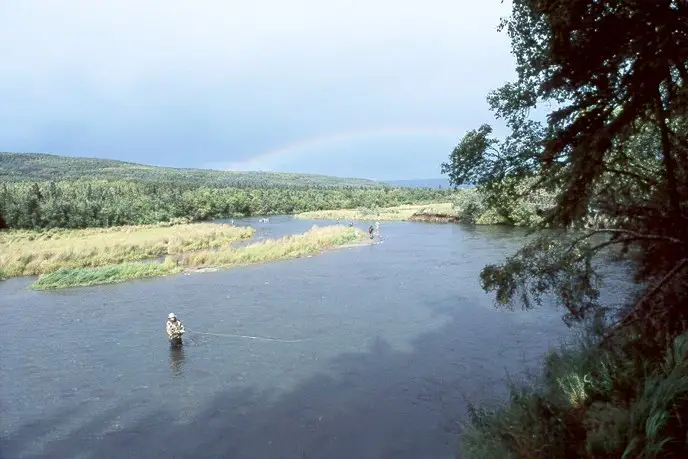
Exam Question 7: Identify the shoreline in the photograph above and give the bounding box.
[28,225,368,290]
[180,240,374,274]
[294,202,461,222]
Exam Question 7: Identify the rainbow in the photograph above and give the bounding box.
[221,125,463,171]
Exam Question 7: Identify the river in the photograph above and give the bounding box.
[0,218,632,459]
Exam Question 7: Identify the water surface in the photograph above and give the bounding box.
[0,219,628,459]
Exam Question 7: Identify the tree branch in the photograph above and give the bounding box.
[603,166,658,186]
[602,258,688,345]
[591,228,684,245]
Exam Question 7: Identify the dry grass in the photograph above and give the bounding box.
[0,222,254,277]
[29,225,367,289]
[171,225,368,268]
[294,202,457,221]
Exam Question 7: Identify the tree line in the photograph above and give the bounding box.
[0,180,451,229]
[0,152,382,189]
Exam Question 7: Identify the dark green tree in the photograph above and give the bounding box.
[450,2,688,457]
[444,0,688,327]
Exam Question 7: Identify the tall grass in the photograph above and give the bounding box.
[461,330,688,458]
[0,222,253,277]
[171,225,367,268]
[32,261,181,290]
[30,225,367,289]
[295,203,457,221]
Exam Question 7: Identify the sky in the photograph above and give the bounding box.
[0,0,516,180]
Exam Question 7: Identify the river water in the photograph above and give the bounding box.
[0,218,632,459]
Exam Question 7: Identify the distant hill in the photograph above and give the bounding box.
[385,178,454,189]
[0,152,382,188]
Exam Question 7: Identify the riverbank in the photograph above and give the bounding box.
[0,220,254,278]
[408,213,461,223]
[295,203,459,222]
[31,225,368,289]
[461,325,688,458]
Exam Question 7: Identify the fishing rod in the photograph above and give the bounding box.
[187,330,305,343]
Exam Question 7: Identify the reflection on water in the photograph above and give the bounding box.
[169,346,185,376]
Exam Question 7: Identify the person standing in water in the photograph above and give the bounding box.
[166,312,185,346]
[368,225,375,239]
[375,221,380,237]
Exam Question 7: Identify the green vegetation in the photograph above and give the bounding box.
[448,179,556,226]
[0,152,381,188]
[462,331,688,458]
[0,221,253,277]
[441,0,688,457]
[0,175,451,230]
[31,225,367,289]
[295,202,457,221]
[172,224,366,268]
[33,261,181,290]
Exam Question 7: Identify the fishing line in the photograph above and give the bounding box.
[187,330,305,343]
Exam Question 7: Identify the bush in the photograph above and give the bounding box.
[461,330,688,458]
[451,189,487,223]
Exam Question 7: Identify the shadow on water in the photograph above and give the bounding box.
[2,308,530,459]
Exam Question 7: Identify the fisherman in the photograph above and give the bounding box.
[166,312,185,346]
[368,225,375,239]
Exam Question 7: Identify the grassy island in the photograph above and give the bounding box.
[295,202,458,222]
[30,225,367,289]
[0,220,253,277]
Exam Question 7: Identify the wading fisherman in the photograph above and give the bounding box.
[166,312,185,346]
[368,225,375,239]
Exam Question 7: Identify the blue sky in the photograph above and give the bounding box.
[0,0,515,180]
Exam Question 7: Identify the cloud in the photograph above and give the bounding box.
[0,0,515,178]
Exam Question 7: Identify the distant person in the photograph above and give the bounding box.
[368,225,375,239]
[349,222,354,227]
[375,221,380,234]
[166,312,185,346]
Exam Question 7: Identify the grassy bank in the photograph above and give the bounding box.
[461,328,688,458]
[30,225,367,289]
[0,221,254,277]
[172,224,367,268]
[32,261,181,290]
[295,202,458,221]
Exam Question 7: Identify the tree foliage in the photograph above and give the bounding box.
[444,0,688,329]
[0,180,450,230]
[0,152,383,189]
[453,2,688,457]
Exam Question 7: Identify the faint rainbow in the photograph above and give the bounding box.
[223,125,462,170]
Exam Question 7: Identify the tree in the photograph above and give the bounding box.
[443,0,688,329]
[452,3,688,457]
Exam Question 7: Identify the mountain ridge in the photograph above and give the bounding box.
[0,152,383,188]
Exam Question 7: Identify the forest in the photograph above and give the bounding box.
[440,0,688,457]
[0,179,450,229]
[0,152,382,188]
[0,151,452,229]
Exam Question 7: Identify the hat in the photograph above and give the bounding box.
[168,312,176,319]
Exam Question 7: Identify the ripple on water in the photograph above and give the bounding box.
[0,220,635,459]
